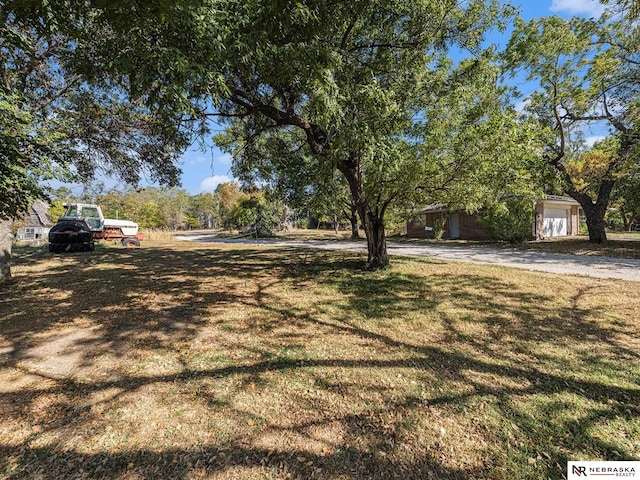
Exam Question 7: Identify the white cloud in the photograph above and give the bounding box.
[550,0,605,17]
[584,135,606,147]
[199,175,232,193]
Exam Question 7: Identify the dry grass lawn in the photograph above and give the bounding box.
[1,240,639,479]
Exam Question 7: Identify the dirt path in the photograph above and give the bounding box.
[175,232,640,282]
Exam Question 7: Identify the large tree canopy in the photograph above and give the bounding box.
[1,5,192,217]
[212,0,522,269]
[504,10,640,243]
[87,0,519,268]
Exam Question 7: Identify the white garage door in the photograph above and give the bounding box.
[543,208,567,237]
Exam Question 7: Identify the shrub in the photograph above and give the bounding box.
[605,209,625,232]
[296,218,310,229]
[479,198,536,243]
[432,217,446,240]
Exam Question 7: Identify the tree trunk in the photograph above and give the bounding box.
[350,201,360,239]
[583,204,608,243]
[564,178,615,245]
[363,215,389,269]
[630,210,638,232]
[620,205,631,232]
[333,214,339,234]
[337,157,389,270]
[281,204,293,231]
[0,219,14,285]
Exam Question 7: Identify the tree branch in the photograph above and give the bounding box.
[228,88,330,155]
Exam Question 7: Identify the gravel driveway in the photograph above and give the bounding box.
[175,232,640,282]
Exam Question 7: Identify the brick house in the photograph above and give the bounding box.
[407,195,582,240]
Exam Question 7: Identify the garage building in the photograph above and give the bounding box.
[407,195,582,240]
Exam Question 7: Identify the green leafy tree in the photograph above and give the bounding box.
[602,0,640,20]
[158,188,192,231]
[479,197,537,243]
[196,0,515,268]
[119,189,163,229]
[231,198,258,230]
[614,163,640,231]
[227,191,280,237]
[228,137,357,236]
[213,182,248,231]
[190,193,218,229]
[96,190,127,220]
[306,173,356,234]
[47,187,77,223]
[504,12,640,243]
[566,149,615,200]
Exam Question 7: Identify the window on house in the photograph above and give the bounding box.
[412,215,425,227]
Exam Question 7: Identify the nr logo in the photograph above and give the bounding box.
[572,465,587,476]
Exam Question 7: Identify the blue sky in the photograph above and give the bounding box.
[56,0,607,196]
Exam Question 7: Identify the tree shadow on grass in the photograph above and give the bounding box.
[1,244,639,479]
[0,442,489,480]
[285,252,639,360]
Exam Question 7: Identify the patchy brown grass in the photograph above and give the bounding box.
[1,240,639,479]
